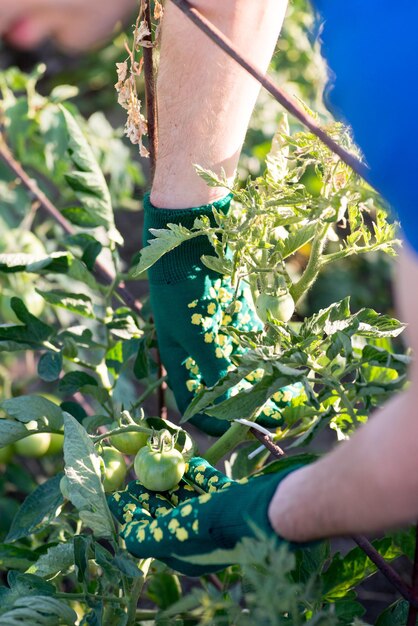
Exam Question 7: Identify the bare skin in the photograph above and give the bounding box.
[0,0,136,51]
[150,0,288,208]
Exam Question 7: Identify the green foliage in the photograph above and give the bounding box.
[0,5,413,623]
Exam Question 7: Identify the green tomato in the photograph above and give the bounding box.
[134,445,185,492]
[255,292,295,323]
[15,431,51,458]
[47,433,64,455]
[110,423,149,455]
[101,447,127,492]
[0,445,13,464]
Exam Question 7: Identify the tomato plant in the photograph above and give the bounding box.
[0,3,413,624]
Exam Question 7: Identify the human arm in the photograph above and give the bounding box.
[150,0,288,208]
[0,0,136,51]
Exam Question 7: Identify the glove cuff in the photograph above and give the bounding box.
[143,193,232,285]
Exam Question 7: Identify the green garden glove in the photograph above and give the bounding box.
[143,194,301,436]
[108,456,298,576]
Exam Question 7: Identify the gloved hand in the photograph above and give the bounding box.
[108,456,299,576]
[143,193,301,436]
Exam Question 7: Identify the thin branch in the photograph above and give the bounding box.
[157,354,168,420]
[0,138,143,316]
[407,523,418,624]
[170,0,367,180]
[352,535,418,608]
[250,428,285,457]
[142,0,158,175]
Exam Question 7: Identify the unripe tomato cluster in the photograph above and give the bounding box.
[99,426,186,493]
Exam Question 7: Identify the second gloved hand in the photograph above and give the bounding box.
[143,194,301,436]
[108,456,301,576]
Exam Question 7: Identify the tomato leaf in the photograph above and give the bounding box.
[37,290,94,319]
[6,474,64,543]
[0,395,63,429]
[63,412,114,538]
[26,543,75,579]
[60,106,122,246]
[38,352,63,382]
[0,595,77,625]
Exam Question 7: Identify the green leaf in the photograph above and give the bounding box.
[133,338,150,380]
[0,298,52,346]
[201,255,233,275]
[62,206,104,228]
[0,420,30,447]
[355,309,406,338]
[73,535,91,583]
[0,251,71,274]
[106,339,140,378]
[4,571,55,602]
[280,223,317,259]
[0,595,77,625]
[375,600,410,625]
[322,537,402,598]
[184,358,266,419]
[265,114,289,183]
[38,352,63,382]
[26,543,74,579]
[147,572,181,610]
[60,106,122,245]
[63,234,102,271]
[0,544,37,571]
[203,370,303,422]
[0,395,64,429]
[131,225,205,277]
[6,474,64,542]
[330,593,365,623]
[37,290,94,318]
[112,552,142,579]
[63,412,114,537]
[58,372,98,396]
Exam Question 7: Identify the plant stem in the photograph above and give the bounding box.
[92,425,154,444]
[407,523,418,624]
[55,592,126,604]
[142,0,158,175]
[127,576,144,625]
[203,422,250,465]
[352,535,418,608]
[130,375,168,411]
[290,223,329,304]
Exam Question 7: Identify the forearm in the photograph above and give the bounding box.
[269,386,418,540]
[151,0,288,208]
[269,247,418,541]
